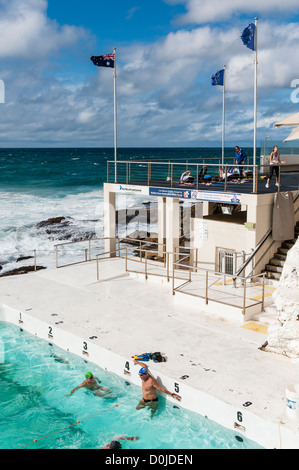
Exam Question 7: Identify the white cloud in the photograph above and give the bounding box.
[0,0,87,59]
[169,0,299,24]
[126,7,140,20]
[0,1,298,146]
[77,110,96,124]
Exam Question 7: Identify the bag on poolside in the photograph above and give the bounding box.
[150,352,167,363]
[132,353,152,361]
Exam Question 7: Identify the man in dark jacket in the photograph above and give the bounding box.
[235,146,247,179]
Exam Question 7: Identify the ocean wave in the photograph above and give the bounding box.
[0,187,158,274]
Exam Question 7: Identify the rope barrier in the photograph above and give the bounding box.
[17,397,135,449]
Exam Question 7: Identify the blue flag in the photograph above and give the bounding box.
[241,23,255,51]
[211,69,224,86]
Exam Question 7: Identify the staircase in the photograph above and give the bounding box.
[263,221,299,280]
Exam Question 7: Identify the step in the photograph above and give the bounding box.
[257,312,277,326]
[277,247,289,255]
[269,258,284,267]
[281,241,295,249]
[263,270,281,280]
[265,264,283,273]
[264,304,277,315]
[273,253,286,261]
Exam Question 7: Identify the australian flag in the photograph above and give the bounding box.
[241,23,256,51]
[211,69,224,86]
[90,53,115,68]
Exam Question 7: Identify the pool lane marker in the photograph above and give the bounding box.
[17,398,135,449]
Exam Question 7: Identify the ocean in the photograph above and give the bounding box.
[0,147,255,275]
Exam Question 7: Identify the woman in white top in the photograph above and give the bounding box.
[265,146,286,188]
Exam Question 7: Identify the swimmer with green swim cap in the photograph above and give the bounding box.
[66,372,111,397]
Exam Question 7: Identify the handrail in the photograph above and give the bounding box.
[234,228,272,278]
[172,257,266,315]
[95,245,193,283]
[107,158,299,194]
[235,189,299,279]
[96,247,128,281]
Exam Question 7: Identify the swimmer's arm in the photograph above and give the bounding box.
[118,436,139,441]
[94,376,102,384]
[133,360,149,370]
[65,381,86,396]
[152,378,181,401]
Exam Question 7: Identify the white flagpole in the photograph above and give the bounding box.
[253,18,258,183]
[113,47,117,183]
[222,65,226,167]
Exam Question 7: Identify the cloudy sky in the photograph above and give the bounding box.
[0,0,299,148]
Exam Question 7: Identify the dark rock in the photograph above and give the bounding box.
[16,256,34,262]
[36,216,72,228]
[120,231,158,247]
[0,266,46,277]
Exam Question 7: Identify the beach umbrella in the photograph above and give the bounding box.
[283,126,299,142]
[274,112,299,127]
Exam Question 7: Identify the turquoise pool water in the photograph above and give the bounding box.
[0,322,263,449]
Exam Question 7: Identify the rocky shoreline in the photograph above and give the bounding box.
[0,200,196,277]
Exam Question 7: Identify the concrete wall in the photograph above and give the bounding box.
[191,191,298,276]
[191,194,275,274]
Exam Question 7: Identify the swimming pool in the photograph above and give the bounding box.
[0,322,263,449]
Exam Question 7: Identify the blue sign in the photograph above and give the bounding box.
[149,187,191,198]
[149,187,241,204]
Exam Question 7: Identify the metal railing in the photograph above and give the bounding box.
[94,244,266,316]
[95,247,127,281]
[235,189,299,280]
[54,236,167,268]
[54,238,105,268]
[53,236,267,316]
[172,259,266,316]
[107,159,299,194]
[108,160,259,191]
[124,246,197,282]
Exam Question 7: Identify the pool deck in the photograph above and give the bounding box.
[1,258,299,449]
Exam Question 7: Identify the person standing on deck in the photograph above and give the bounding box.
[265,146,286,188]
[234,146,247,179]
